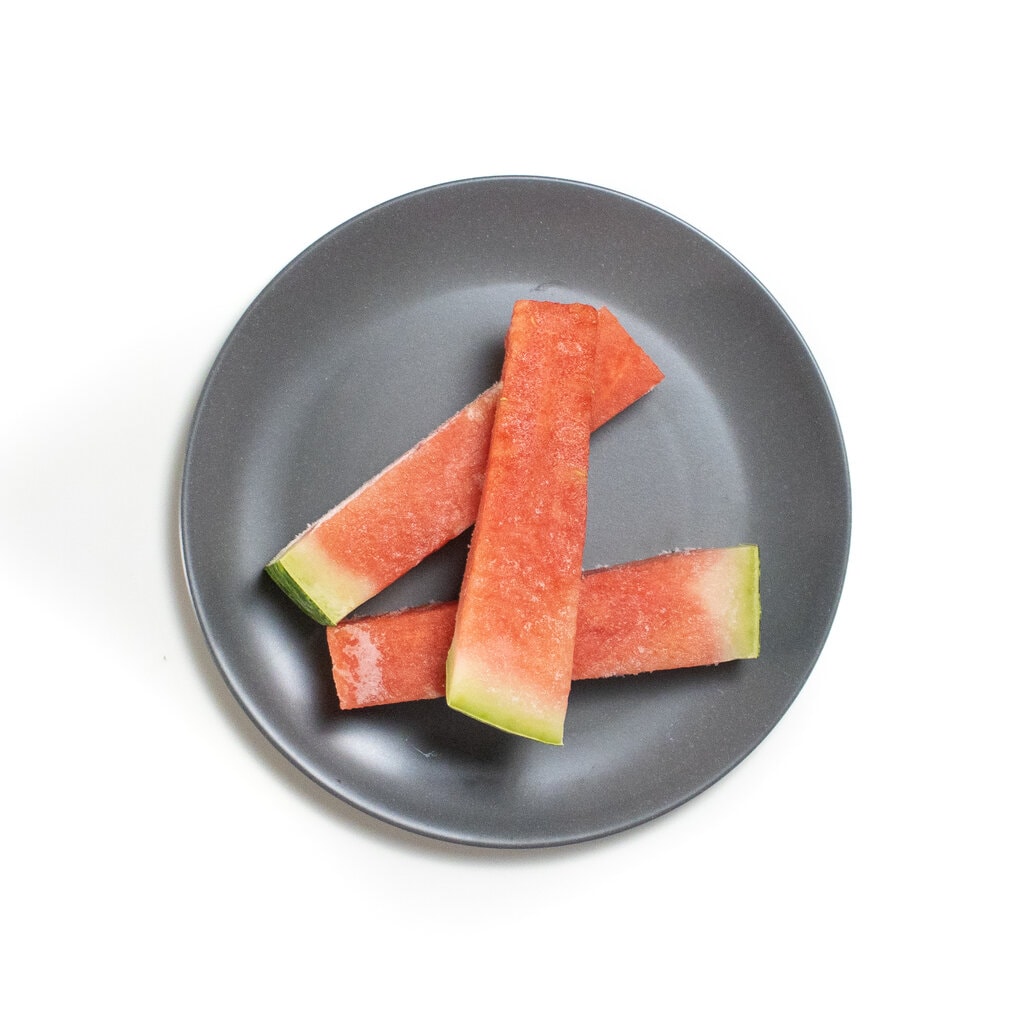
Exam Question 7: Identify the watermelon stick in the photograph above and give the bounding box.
[445,301,599,744]
[265,307,663,626]
[328,546,761,712]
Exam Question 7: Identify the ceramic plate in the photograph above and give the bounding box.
[180,176,850,847]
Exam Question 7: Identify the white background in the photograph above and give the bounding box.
[3,2,1020,1020]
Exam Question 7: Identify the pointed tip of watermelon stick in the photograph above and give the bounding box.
[591,307,664,428]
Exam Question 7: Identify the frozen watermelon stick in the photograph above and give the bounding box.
[265,306,663,625]
[445,300,598,744]
[328,546,760,711]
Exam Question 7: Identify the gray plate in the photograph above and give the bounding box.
[180,176,850,848]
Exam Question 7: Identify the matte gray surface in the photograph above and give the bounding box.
[180,176,851,847]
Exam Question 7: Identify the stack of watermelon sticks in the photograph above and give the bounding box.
[266,301,760,745]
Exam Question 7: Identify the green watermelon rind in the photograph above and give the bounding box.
[445,649,566,746]
[728,544,761,660]
[264,559,334,626]
[266,537,380,626]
